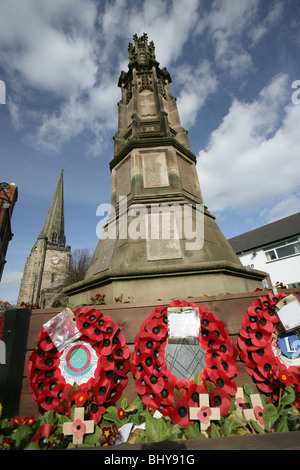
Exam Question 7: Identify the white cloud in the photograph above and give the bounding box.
[197,0,259,77]
[260,193,300,223]
[249,1,284,45]
[196,0,284,78]
[127,0,200,67]
[0,0,98,94]
[0,0,287,160]
[197,73,300,219]
[34,78,120,155]
[1,0,202,155]
[175,60,218,129]
[1,270,23,284]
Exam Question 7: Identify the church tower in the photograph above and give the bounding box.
[65,34,266,305]
[18,170,71,307]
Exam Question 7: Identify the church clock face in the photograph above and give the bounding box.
[51,255,60,265]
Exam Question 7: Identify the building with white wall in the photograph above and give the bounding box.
[228,213,300,289]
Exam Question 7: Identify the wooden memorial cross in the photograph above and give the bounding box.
[243,394,265,428]
[235,386,246,411]
[189,393,220,437]
[63,407,94,445]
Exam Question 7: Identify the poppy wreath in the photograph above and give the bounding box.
[131,300,239,428]
[238,292,300,404]
[27,308,130,422]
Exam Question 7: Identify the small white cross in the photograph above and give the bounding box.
[189,393,220,437]
[63,407,94,445]
[243,394,265,428]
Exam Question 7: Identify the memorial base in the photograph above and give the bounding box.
[64,261,266,305]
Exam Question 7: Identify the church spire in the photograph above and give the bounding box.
[40,169,66,246]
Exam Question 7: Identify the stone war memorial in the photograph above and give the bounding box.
[1,34,300,451]
[64,33,266,306]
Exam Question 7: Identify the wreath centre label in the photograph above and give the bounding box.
[60,341,99,385]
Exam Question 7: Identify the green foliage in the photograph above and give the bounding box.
[1,383,299,449]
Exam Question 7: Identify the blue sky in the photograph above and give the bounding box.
[0,0,300,304]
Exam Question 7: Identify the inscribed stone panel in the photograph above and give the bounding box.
[145,212,182,261]
[116,157,131,199]
[142,151,169,188]
[177,155,197,196]
[93,237,116,274]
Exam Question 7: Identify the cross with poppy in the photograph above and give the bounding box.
[242,394,265,429]
[63,407,95,445]
[235,387,246,411]
[189,393,220,437]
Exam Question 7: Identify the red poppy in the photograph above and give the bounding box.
[254,406,264,426]
[88,403,106,424]
[256,355,280,380]
[210,389,231,416]
[256,381,278,394]
[248,329,270,348]
[143,374,166,394]
[235,396,246,411]
[199,330,223,350]
[187,383,207,406]
[205,353,239,379]
[170,396,192,429]
[141,392,159,410]
[134,377,148,396]
[147,318,168,341]
[251,367,268,383]
[72,418,86,440]
[251,348,267,364]
[138,331,161,356]
[203,320,228,343]
[216,339,239,360]
[135,352,165,377]
[203,368,237,396]
[197,406,211,424]
[30,424,53,447]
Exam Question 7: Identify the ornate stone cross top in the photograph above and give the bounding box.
[189,393,221,437]
[63,407,94,445]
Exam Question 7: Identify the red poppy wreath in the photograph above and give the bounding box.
[131,300,239,428]
[27,308,130,422]
[238,292,300,406]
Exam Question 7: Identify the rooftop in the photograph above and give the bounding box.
[228,212,300,253]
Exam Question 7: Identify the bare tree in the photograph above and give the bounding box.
[66,248,92,285]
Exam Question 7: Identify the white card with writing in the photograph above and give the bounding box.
[276,295,300,332]
[167,307,200,339]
